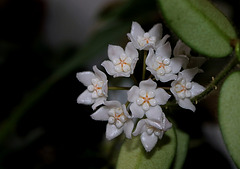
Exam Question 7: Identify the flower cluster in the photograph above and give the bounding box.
[76,22,205,152]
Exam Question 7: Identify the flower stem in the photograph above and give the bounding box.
[108,86,131,90]
[191,55,238,103]
[142,50,147,80]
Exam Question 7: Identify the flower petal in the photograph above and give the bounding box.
[158,74,177,82]
[173,40,191,57]
[145,48,155,67]
[130,21,145,39]
[180,68,199,82]
[106,124,123,140]
[101,61,116,76]
[76,71,95,87]
[141,132,158,152]
[191,82,205,98]
[124,120,134,139]
[132,119,146,136]
[139,79,157,91]
[92,97,106,110]
[170,57,188,73]
[156,42,171,59]
[93,65,107,82]
[155,88,171,105]
[104,100,122,108]
[178,98,196,112]
[125,42,138,59]
[127,86,139,102]
[130,103,145,118]
[91,106,109,121]
[77,90,94,105]
[145,106,163,120]
[156,34,170,48]
[148,23,162,41]
[108,44,125,61]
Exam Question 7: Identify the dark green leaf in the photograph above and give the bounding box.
[172,129,189,169]
[219,71,240,168]
[116,128,176,169]
[158,0,237,57]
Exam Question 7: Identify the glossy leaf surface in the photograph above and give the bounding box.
[116,128,176,169]
[219,71,240,168]
[158,0,237,57]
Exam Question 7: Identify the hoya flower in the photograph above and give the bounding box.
[127,78,171,119]
[173,40,206,69]
[146,42,188,82]
[127,21,169,50]
[102,42,138,77]
[76,66,108,110]
[170,68,205,112]
[90,100,134,140]
[133,112,172,152]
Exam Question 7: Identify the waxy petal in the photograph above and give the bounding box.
[77,90,94,105]
[130,103,145,118]
[180,68,199,82]
[108,45,125,61]
[133,119,146,136]
[127,86,139,102]
[156,42,172,59]
[91,106,109,121]
[148,23,162,41]
[141,132,158,152]
[106,124,123,140]
[145,106,163,120]
[178,98,196,112]
[191,82,205,98]
[139,79,157,91]
[155,88,171,105]
[92,97,106,110]
[124,120,134,139]
[93,65,107,82]
[76,71,95,87]
[101,60,116,76]
[125,42,138,60]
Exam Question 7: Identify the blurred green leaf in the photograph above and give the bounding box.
[0,20,130,143]
[158,0,237,57]
[116,128,176,169]
[219,71,240,168]
[172,129,189,169]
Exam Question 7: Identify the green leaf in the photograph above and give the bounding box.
[172,129,189,169]
[158,0,237,57]
[116,128,176,169]
[219,71,240,168]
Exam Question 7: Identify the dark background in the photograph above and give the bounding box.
[0,0,239,168]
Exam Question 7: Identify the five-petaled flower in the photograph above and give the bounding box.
[91,100,134,140]
[170,68,205,112]
[76,66,108,110]
[102,42,138,77]
[133,112,172,152]
[146,42,188,82]
[127,78,171,119]
[127,21,169,50]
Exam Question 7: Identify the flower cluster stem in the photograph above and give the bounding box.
[142,50,147,80]
[191,55,238,103]
[108,86,131,90]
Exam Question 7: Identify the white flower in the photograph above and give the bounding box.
[90,100,134,140]
[127,79,171,119]
[133,112,172,152]
[102,42,138,77]
[173,40,206,69]
[127,21,169,50]
[170,68,205,112]
[76,66,108,110]
[146,42,188,82]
